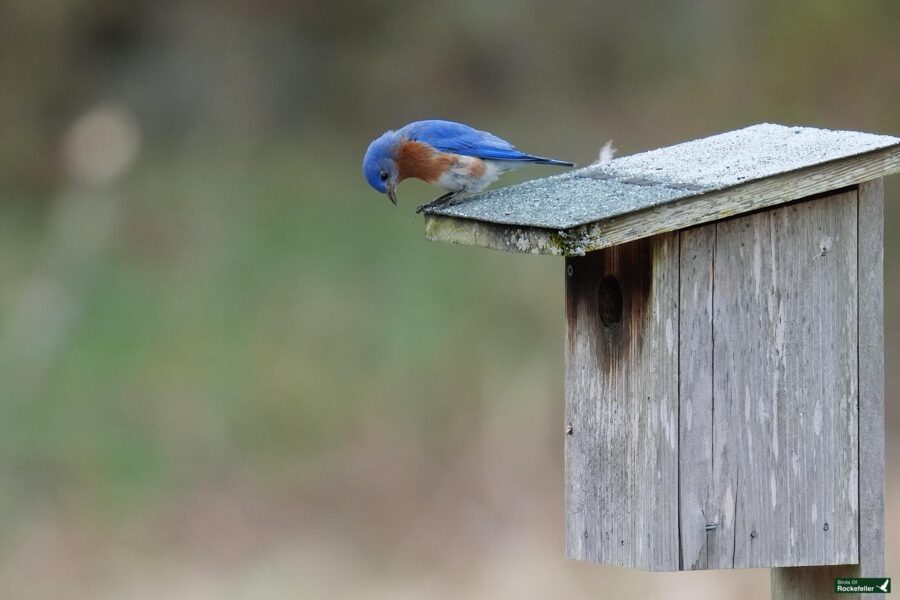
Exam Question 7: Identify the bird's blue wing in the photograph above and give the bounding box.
[398,120,536,161]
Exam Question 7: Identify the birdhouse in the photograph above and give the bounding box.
[423,124,899,594]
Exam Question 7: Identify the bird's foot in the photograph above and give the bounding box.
[442,194,469,208]
[416,191,457,214]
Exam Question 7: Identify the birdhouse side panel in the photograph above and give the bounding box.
[856,178,885,578]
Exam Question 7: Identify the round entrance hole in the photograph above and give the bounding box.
[598,275,623,328]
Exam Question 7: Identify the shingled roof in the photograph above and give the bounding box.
[424,123,900,256]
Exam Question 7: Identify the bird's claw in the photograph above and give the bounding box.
[416,191,457,214]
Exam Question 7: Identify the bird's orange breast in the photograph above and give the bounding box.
[395,140,453,184]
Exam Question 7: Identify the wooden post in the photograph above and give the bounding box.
[771,180,885,598]
[772,565,858,599]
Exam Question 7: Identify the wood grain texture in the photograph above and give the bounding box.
[772,565,860,599]
[676,191,861,573]
[773,181,886,599]
[711,190,859,568]
[857,178,885,583]
[424,144,900,256]
[565,233,680,571]
[678,225,716,570]
[425,215,571,255]
[564,186,878,576]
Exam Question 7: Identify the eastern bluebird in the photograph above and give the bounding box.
[362,119,575,213]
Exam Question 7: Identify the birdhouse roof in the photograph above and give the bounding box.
[424,123,900,256]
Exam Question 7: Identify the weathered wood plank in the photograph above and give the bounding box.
[711,191,859,568]
[425,143,900,256]
[857,178,885,584]
[772,565,860,599]
[565,232,680,570]
[425,216,570,256]
[773,181,884,598]
[678,225,716,570]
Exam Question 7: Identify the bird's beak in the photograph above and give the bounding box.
[386,183,397,206]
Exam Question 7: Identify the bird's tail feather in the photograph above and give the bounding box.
[525,155,576,167]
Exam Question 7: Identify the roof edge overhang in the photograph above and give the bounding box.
[425,142,900,256]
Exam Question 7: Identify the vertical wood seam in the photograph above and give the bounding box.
[732,470,739,568]
[677,231,683,570]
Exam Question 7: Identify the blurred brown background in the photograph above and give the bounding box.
[0,1,898,598]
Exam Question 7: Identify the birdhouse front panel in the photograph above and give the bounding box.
[565,189,860,571]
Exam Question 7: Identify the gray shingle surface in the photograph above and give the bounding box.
[430,123,900,230]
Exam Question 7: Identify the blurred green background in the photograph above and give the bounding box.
[0,1,898,598]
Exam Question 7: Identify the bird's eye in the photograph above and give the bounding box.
[380,172,389,181]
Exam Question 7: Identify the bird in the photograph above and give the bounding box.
[362,119,575,213]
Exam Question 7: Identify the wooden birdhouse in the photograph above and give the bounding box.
[423,124,899,597]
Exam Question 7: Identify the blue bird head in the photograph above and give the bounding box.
[363,131,400,205]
